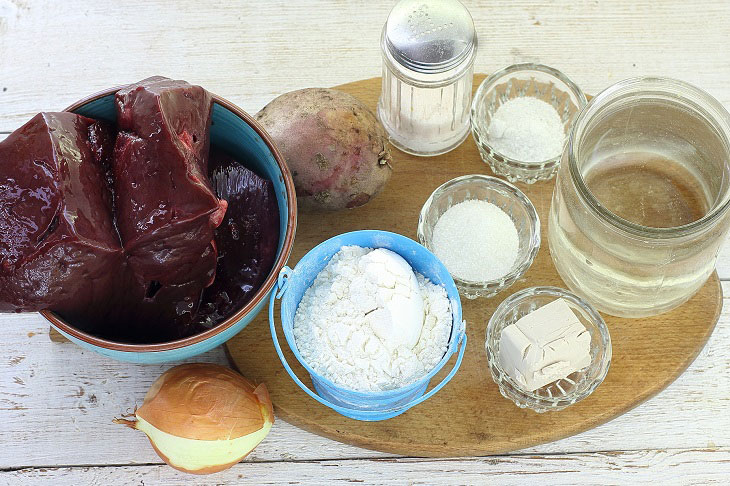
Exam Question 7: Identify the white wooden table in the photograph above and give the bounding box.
[1,1,729,484]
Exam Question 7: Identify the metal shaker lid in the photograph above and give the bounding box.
[384,0,477,74]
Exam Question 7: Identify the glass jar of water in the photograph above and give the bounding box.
[548,77,730,317]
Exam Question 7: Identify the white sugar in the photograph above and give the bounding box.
[487,97,565,162]
[432,200,519,282]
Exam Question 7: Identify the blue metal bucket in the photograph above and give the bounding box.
[269,230,467,421]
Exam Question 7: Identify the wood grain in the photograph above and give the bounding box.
[226,76,722,457]
[1,0,729,133]
[6,448,730,485]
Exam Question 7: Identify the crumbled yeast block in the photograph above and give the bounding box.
[499,298,591,392]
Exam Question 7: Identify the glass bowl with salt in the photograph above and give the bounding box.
[417,174,540,299]
[485,286,611,412]
[471,63,587,183]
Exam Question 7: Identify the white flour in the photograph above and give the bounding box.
[293,246,452,392]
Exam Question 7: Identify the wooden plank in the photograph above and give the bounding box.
[0,314,386,470]
[0,0,729,133]
[1,287,729,468]
[47,327,68,343]
[5,448,730,485]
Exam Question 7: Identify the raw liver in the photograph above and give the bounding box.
[0,112,122,321]
[113,77,227,330]
[196,149,279,327]
[0,78,277,343]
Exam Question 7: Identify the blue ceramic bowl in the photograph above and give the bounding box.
[39,86,297,363]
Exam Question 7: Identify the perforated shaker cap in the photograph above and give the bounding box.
[384,0,477,74]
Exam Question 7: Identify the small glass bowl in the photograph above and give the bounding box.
[485,286,612,413]
[471,63,587,183]
[417,174,540,299]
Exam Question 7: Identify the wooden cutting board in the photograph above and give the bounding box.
[226,75,722,457]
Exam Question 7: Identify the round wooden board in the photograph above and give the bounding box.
[226,75,722,457]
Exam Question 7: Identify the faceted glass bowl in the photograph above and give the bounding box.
[485,286,612,412]
[417,175,540,299]
[471,63,587,183]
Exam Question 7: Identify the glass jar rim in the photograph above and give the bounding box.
[568,76,730,239]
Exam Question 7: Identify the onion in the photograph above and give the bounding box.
[115,363,274,475]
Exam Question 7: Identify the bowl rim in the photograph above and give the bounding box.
[41,85,298,353]
[470,62,588,169]
[417,174,541,292]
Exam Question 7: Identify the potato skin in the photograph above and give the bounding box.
[255,88,392,210]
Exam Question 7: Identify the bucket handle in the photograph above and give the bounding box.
[269,266,468,419]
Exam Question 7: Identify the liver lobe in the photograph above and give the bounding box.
[0,112,122,320]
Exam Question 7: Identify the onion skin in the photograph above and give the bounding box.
[116,363,274,475]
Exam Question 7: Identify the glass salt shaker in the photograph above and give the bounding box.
[378,0,478,157]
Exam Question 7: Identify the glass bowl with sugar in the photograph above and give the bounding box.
[417,174,540,299]
[471,63,587,183]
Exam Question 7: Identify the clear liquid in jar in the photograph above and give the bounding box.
[549,150,718,317]
[584,151,710,228]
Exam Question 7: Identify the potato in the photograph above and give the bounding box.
[255,88,392,210]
